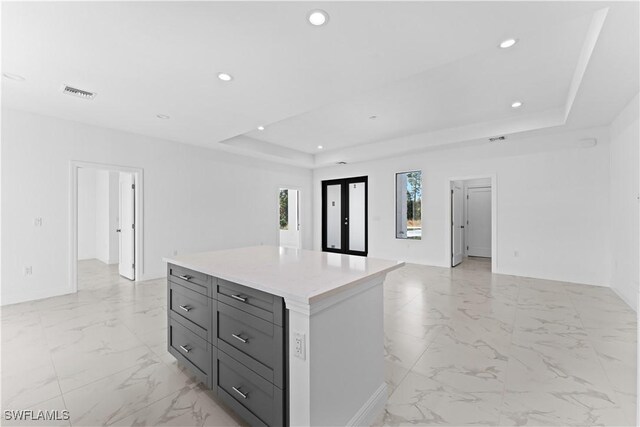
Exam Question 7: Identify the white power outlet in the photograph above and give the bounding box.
[34,217,43,227]
[24,266,33,276]
[293,332,306,360]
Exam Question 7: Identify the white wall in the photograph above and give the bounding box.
[77,168,97,260]
[609,92,639,311]
[1,108,313,305]
[314,126,611,287]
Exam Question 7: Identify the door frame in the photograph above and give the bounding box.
[446,174,497,272]
[321,176,368,256]
[69,160,144,293]
[277,185,302,250]
[450,181,464,267]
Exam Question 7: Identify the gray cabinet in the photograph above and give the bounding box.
[167,264,287,427]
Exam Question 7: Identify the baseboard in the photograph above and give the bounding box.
[136,272,166,282]
[611,286,638,312]
[346,382,388,427]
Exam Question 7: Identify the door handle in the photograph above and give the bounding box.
[179,345,191,353]
[178,275,192,281]
[232,333,248,343]
[232,386,248,399]
[179,305,191,312]
[230,294,247,302]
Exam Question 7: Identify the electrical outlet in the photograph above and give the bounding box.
[514,250,519,257]
[294,332,306,360]
[34,217,43,227]
[24,266,33,276]
[172,250,178,256]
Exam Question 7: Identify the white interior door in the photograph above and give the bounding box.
[279,189,300,249]
[451,183,464,266]
[467,187,491,258]
[118,172,135,280]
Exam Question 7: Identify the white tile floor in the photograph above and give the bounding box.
[1,258,636,426]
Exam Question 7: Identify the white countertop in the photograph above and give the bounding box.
[164,246,404,305]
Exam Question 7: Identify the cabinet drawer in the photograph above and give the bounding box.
[216,279,284,326]
[168,264,211,296]
[217,302,284,388]
[168,318,213,388]
[217,350,284,427]
[169,282,214,342]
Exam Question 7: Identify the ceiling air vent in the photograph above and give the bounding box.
[62,85,96,100]
[336,161,348,165]
[489,135,506,142]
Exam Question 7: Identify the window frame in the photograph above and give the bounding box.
[395,170,423,240]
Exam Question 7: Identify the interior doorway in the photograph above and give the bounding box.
[321,176,368,256]
[449,177,494,269]
[71,161,144,292]
[278,187,301,249]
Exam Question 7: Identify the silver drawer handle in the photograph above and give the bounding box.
[179,345,191,353]
[232,333,248,344]
[179,305,191,312]
[232,386,248,399]
[178,275,193,281]
[230,294,247,302]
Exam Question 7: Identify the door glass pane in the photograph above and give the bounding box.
[326,184,341,250]
[349,182,366,252]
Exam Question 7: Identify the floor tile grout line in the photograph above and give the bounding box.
[51,344,160,397]
[496,279,523,424]
[566,290,633,426]
[385,307,447,402]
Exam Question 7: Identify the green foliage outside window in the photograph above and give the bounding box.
[279,189,288,230]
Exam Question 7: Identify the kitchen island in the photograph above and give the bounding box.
[164,246,403,426]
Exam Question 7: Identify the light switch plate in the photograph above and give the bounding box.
[294,332,306,360]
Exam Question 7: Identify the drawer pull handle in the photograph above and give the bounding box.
[179,305,191,312]
[230,294,247,302]
[232,386,248,399]
[179,345,191,353]
[178,275,193,281]
[232,333,248,344]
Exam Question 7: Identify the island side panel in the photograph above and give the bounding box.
[287,274,387,426]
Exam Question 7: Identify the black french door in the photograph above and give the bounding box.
[321,176,368,257]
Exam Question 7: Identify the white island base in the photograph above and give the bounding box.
[287,275,388,426]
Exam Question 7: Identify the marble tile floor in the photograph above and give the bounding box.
[1,257,636,426]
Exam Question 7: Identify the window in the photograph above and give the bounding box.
[279,189,288,230]
[396,171,422,239]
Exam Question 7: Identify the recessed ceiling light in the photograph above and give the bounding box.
[511,101,523,108]
[308,9,329,26]
[217,72,233,82]
[2,72,25,81]
[156,114,170,119]
[499,38,518,49]
[257,126,265,131]
[317,145,324,149]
